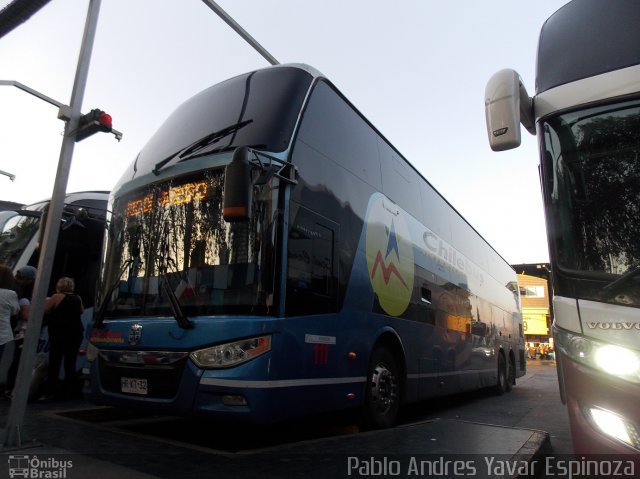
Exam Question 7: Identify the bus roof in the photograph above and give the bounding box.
[27,190,110,206]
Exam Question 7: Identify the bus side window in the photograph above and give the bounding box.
[286,204,338,316]
[293,80,382,193]
[378,139,423,222]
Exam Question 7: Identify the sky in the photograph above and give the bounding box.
[0,0,570,265]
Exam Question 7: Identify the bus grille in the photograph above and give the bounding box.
[98,357,187,399]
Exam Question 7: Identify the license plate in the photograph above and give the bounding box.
[121,377,148,395]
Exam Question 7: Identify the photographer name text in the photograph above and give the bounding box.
[347,456,635,478]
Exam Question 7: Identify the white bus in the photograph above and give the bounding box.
[485,0,640,455]
[0,191,108,397]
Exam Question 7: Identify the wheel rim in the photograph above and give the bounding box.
[370,362,398,415]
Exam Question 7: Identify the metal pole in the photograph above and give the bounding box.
[200,0,279,65]
[2,0,102,447]
[0,169,16,181]
[0,80,64,108]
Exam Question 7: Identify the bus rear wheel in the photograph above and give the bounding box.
[505,355,515,392]
[495,353,507,395]
[363,347,400,429]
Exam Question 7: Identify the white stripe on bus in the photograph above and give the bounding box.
[200,376,366,389]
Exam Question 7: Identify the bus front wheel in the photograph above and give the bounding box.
[363,347,400,429]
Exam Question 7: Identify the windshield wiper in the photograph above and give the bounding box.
[152,119,253,175]
[160,274,193,330]
[11,210,42,218]
[178,119,253,159]
[601,264,640,293]
[93,257,134,328]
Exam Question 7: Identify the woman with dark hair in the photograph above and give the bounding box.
[42,277,84,400]
[0,265,19,361]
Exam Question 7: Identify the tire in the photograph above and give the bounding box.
[363,347,400,429]
[505,356,515,393]
[495,353,507,396]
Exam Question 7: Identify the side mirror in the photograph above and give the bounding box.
[61,207,89,230]
[485,69,534,151]
[223,146,253,222]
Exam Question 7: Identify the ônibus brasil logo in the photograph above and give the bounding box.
[8,455,73,478]
[365,196,414,316]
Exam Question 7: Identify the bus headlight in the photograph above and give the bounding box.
[190,335,271,369]
[594,345,640,377]
[554,326,640,383]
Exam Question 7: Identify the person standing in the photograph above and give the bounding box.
[4,265,37,397]
[42,277,84,400]
[0,265,19,362]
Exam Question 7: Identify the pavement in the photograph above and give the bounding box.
[0,367,553,479]
[0,418,549,479]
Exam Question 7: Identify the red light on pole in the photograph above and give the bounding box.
[75,108,113,142]
[98,112,112,129]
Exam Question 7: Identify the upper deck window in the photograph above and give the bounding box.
[536,0,640,93]
[134,67,312,177]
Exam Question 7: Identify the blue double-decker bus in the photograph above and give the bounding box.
[88,64,524,427]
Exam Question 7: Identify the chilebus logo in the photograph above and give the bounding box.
[365,196,414,316]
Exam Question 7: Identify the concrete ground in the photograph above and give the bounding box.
[0,358,564,478]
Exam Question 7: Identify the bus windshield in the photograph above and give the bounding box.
[0,205,45,268]
[101,168,278,319]
[541,99,640,307]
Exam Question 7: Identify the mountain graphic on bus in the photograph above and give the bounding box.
[370,221,409,289]
[366,195,414,316]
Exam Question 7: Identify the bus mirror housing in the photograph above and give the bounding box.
[485,69,534,151]
[223,146,253,222]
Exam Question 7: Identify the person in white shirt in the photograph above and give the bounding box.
[4,265,37,396]
[0,265,19,359]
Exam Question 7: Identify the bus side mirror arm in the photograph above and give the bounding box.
[485,69,535,151]
[519,83,535,135]
[275,162,298,185]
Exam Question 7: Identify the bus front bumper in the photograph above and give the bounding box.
[89,354,364,423]
[88,354,281,422]
[558,350,640,455]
